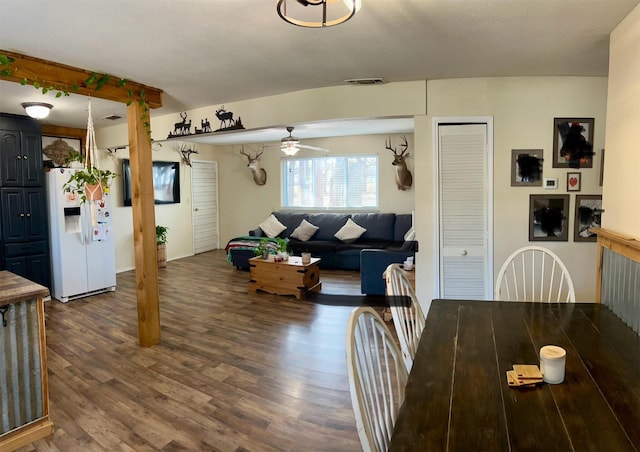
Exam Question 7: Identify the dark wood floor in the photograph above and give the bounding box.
[20,250,365,451]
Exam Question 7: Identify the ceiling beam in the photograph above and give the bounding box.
[0,50,162,108]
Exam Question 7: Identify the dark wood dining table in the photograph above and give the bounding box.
[389,300,640,451]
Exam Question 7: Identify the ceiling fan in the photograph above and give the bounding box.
[274,126,331,156]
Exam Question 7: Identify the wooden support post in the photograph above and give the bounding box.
[128,101,161,346]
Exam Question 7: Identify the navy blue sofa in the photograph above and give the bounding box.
[226,211,416,295]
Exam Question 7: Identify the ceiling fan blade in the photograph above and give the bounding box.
[298,144,330,152]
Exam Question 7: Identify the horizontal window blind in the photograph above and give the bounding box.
[282,155,378,209]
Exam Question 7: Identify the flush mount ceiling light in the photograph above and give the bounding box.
[21,102,53,119]
[277,0,361,28]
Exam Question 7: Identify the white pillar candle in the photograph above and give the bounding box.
[540,345,567,384]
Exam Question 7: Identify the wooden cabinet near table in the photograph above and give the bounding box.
[0,271,53,451]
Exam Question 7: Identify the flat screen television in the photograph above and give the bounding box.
[122,159,180,206]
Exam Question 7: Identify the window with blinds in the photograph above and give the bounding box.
[282,155,378,209]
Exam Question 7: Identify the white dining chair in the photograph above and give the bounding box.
[345,307,409,452]
[495,246,576,303]
[384,264,425,371]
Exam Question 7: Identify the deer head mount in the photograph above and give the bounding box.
[240,147,267,186]
[386,135,413,191]
[178,144,198,167]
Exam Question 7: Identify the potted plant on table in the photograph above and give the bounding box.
[156,225,169,268]
[254,238,272,259]
[63,165,117,203]
[274,237,290,260]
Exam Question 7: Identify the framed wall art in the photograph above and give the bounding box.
[511,149,543,186]
[42,136,82,168]
[552,117,594,169]
[529,194,570,241]
[566,172,581,192]
[574,195,602,242]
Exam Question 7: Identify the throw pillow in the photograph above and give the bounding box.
[290,219,319,241]
[334,218,367,243]
[404,227,416,241]
[259,214,286,238]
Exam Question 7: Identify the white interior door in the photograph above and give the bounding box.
[191,160,219,253]
[437,120,493,300]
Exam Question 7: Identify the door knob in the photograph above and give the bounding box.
[20,213,25,217]
[194,208,199,211]
[23,155,28,159]
[461,250,468,256]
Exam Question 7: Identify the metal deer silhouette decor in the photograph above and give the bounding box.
[215,105,245,131]
[385,135,413,191]
[240,147,267,186]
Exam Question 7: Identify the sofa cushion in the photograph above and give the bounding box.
[336,240,393,252]
[335,218,367,243]
[273,212,309,238]
[290,219,319,241]
[394,214,413,242]
[308,213,350,241]
[259,214,286,238]
[352,213,396,241]
[288,240,339,254]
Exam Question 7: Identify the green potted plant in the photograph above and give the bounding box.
[274,237,290,260]
[254,238,272,259]
[63,165,117,203]
[156,225,168,268]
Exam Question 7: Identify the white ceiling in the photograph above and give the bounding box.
[1,0,638,142]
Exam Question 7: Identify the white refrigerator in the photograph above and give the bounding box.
[46,168,116,303]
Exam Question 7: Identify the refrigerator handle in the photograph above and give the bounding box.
[81,204,89,245]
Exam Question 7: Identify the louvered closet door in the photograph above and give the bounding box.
[438,123,490,300]
[191,160,219,254]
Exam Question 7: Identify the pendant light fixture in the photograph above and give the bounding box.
[21,102,53,119]
[277,0,361,28]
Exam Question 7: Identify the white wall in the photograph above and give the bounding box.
[414,77,608,303]
[216,134,416,245]
[95,125,217,272]
[148,81,426,138]
[603,4,640,238]
[96,77,609,304]
[95,82,426,271]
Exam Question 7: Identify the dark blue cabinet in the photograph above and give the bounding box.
[0,114,50,289]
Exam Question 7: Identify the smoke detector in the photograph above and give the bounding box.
[344,78,386,85]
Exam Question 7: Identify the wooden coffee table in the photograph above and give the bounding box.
[248,256,322,299]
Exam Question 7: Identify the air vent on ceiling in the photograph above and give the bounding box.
[99,114,123,121]
[344,77,386,85]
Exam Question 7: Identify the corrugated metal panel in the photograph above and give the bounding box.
[0,299,43,434]
[601,248,640,334]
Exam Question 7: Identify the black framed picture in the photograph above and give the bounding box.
[511,149,543,186]
[552,117,594,169]
[529,194,570,241]
[574,195,602,242]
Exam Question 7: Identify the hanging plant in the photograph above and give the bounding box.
[63,165,117,203]
[62,101,117,203]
